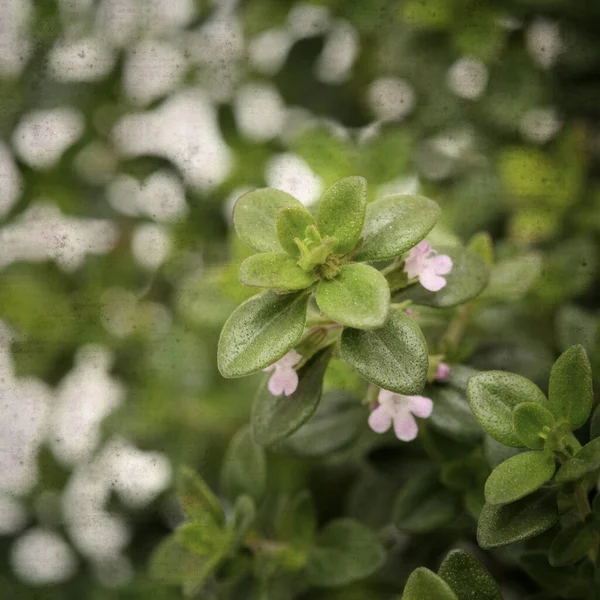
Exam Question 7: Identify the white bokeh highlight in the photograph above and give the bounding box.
[266,153,323,206]
[234,82,285,141]
[368,77,416,122]
[447,57,488,100]
[49,37,116,82]
[12,108,85,170]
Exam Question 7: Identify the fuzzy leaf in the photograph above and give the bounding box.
[340,308,428,395]
[150,535,223,589]
[177,467,224,526]
[548,345,593,430]
[234,188,302,253]
[239,252,317,290]
[316,263,390,330]
[252,347,332,446]
[282,390,363,457]
[395,246,489,308]
[555,437,600,484]
[275,490,317,550]
[218,290,309,378]
[428,387,483,443]
[231,495,256,546]
[438,550,502,600]
[276,206,318,257]
[483,253,542,301]
[467,371,547,447]
[477,492,558,549]
[484,451,555,505]
[403,568,458,600]
[513,402,555,449]
[220,426,267,502]
[394,470,461,533]
[549,521,596,566]
[306,519,385,587]
[354,194,441,262]
[316,176,367,255]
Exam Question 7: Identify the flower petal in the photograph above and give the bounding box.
[430,254,453,275]
[407,395,433,418]
[377,388,398,405]
[279,349,303,368]
[368,405,393,433]
[268,371,287,395]
[419,268,447,292]
[414,240,431,256]
[393,413,418,441]
[435,363,450,381]
[282,369,299,396]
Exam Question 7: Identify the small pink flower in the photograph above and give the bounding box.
[435,362,450,382]
[368,389,433,442]
[263,350,302,396]
[404,240,453,292]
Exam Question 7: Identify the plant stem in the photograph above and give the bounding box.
[440,303,474,353]
[574,482,599,563]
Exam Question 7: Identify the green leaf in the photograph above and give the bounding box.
[354,194,441,262]
[438,549,502,600]
[150,535,222,589]
[513,402,555,449]
[556,304,598,357]
[234,188,302,253]
[428,387,483,443]
[315,263,390,330]
[520,552,592,597]
[177,518,225,555]
[477,492,558,549]
[555,437,600,484]
[395,246,489,308]
[220,425,267,502]
[276,206,318,257]
[282,391,364,457]
[549,522,596,566]
[252,347,332,446]
[231,495,256,546]
[394,470,461,533]
[316,176,367,255]
[340,308,428,395]
[484,451,555,505]
[548,345,593,430]
[218,290,309,378]
[306,519,385,587]
[482,253,542,301]
[467,371,547,447]
[177,466,224,526]
[275,490,317,549]
[239,252,317,290]
[403,568,458,600]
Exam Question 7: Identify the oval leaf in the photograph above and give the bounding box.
[316,263,390,330]
[177,466,224,526]
[239,252,317,291]
[549,521,595,566]
[276,206,318,257]
[340,308,428,395]
[548,345,593,430]
[438,550,502,600]
[395,245,489,308]
[477,492,558,549]
[306,519,385,587]
[234,188,302,253]
[220,425,266,502]
[354,194,441,262]
[316,176,367,255]
[403,568,458,600]
[467,371,547,447]
[252,347,332,446]
[282,391,364,457]
[555,437,600,484]
[428,387,483,443]
[484,451,556,505]
[394,470,461,533]
[218,290,309,378]
[513,402,555,449]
